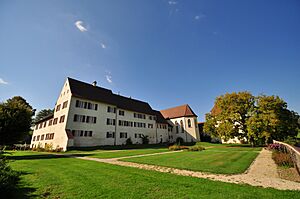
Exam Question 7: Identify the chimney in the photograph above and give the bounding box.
[92,81,97,86]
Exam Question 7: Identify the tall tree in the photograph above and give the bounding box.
[33,109,54,124]
[247,95,300,145]
[0,96,34,145]
[204,91,255,141]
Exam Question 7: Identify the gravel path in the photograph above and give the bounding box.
[76,149,300,190]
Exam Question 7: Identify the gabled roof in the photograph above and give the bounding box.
[67,77,155,115]
[160,104,197,119]
[153,110,168,124]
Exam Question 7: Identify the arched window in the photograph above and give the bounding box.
[188,119,191,128]
[180,120,184,133]
[175,121,179,134]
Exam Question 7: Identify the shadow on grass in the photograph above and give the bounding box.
[67,143,170,151]
[6,153,94,161]
[2,172,38,199]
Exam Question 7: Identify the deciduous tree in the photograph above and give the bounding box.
[0,96,34,145]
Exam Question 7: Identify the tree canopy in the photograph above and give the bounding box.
[0,96,34,145]
[204,92,300,146]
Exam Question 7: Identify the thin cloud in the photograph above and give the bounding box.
[168,1,177,5]
[195,14,206,20]
[75,21,87,32]
[106,75,112,84]
[0,78,8,85]
[100,43,106,49]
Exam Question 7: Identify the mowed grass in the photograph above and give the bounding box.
[123,144,261,174]
[87,148,169,159]
[7,151,300,199]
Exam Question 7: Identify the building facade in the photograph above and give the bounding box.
[31,78,200,151]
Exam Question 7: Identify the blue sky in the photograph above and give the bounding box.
[0,0,299,121]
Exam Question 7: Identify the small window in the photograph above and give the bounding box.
[56,104,61,112]
[84,131,88,137]
[120,132,127,138]
[39,123,43,129]
[59,115,65,123]
[41,134,44,140]
[188,119,191,128]
[80,131,84,137]
[35,125,38,130]
[62,101,68,109]
[33,136,36,141]
[37,135,40,141]
[89,131,93,137]
[95,104,98,111]
[119,110,125,116]
[48,119,53,126]
[53,118,58,125]
[106,132,115,138]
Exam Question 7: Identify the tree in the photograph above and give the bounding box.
[205,92,300,146]
[33,109,54,124]
[0,96,34,145]
[247,95,300,145]
[204,91,255,141]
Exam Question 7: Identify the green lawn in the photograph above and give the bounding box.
[123,145,261,174]
[6,151,300,199]
[88,148,169,159]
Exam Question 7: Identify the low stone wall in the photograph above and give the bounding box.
[273,140,300,174]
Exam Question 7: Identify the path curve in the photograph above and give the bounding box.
[76,149,300,191]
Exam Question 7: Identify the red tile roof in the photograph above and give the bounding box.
[160,104,197,119]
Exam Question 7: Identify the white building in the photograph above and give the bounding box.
[31,77,200,151]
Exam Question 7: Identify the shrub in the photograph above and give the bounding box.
[0,149,20,194]
[168,145,189,151]
[267,143,286,153]
[272,151,294,168]
[141,135,149,144]
[188,145,205,151]
[126,138,133,145]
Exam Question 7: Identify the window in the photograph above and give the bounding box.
[106,131,115,138]
[135,133,142,138]
[56,104,61,112]
[41,134,44,141]
[59,115,65,123]
[75,100,97,110]
[48,119,53,126]
[119,110,125,116]
[134,113,146,119]
[107,106,116,113]
[80,131,84,137]
[148,124,153,128]
[106,118,116,125]
[89,131,93,137]
[33,136,36,141]
[175,121,179,134]
[120,132,127,138]
[39,123,43,129]
[72,130,76,136]
[36,135,40,141]
[35,125,38,130]
[53,118,58,125]
[119,120,133,127]
[188,119,191,128]
[180,120,184,133]
[195,119,197,128]
[149,116,153,120]
[62,101,68,109]
[84,131,88,137]
[43,122,47,128]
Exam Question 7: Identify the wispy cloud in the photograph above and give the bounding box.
[100,42,106,49]
[168,1,177,5]
[0,78,8,85]
[106,75,112,84]
[75,20,87,32]
[194,14,206,20]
